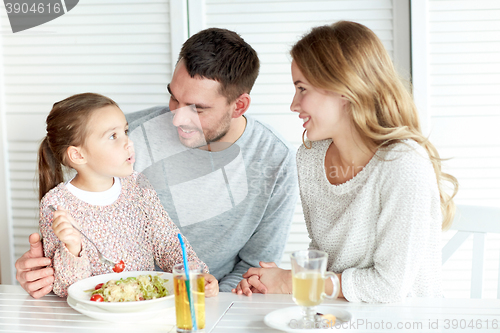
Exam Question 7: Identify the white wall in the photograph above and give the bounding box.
[0,24,14,284]
[413,0,500,299]
[429,0,500,299]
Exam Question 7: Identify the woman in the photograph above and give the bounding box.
[233,21,458,303]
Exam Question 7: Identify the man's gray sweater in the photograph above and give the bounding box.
[127,106,298,291]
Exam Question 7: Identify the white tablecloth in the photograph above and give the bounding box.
[1,285,499,332]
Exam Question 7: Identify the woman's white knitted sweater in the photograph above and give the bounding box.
[297,139,443,303]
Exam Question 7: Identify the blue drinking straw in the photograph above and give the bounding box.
[177,233,197,330]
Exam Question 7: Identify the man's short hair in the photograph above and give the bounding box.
[179,28,260,103]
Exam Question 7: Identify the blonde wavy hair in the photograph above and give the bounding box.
[291,21,458,229]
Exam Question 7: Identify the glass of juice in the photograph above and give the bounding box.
[173,262,205,333]
[290,250,339,323]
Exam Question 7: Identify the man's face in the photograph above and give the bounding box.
[168,61,234,148]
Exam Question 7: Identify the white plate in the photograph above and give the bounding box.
[67,271,174,313]
[264,306,352,332]
[67,296,176,324]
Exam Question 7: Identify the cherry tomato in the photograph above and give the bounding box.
[94,283,103,290]
[113,260,125,273]
[90,294,104,302]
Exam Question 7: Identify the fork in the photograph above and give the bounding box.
[48,205,117,268]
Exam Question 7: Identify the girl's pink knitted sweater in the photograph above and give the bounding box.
[39,171,207,297]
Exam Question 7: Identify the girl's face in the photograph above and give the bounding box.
[79,105,135,180]
[290,60,349,142]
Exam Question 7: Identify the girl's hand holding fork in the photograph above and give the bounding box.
[51,206,82,257]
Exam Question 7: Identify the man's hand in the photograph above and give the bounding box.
[231,276,261,296]
[15,233,54,298]
[203,273,219,298]
[232,261,292,296]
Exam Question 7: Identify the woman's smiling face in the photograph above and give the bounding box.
[290,60,349,142]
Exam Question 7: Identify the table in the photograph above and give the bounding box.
[1,285,499,332]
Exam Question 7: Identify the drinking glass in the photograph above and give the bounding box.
[290,250,340,323]
[173,262,205,332]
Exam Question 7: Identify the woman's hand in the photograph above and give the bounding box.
[51,206,82,257]
[232,261,293,296]
[203,273,219,297]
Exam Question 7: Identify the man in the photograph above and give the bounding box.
[15,27,298,296]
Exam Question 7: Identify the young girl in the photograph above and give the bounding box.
[234,21,458,302]
[38,93,218,297]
